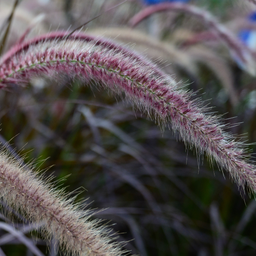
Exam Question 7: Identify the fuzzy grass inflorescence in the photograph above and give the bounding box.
[0,149,125,256]
[129,2,256,76]
[0,30,256,254]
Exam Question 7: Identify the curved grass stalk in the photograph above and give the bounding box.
[88,28,239,106]
[0,32,256,255]
[87,28,195,74]
[0,150,125,256]
[129,2,256,76]
[0,31,166,78]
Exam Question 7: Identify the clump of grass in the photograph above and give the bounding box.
[0,28,255,254]
[1,31,256,192]
[1,1,256,255]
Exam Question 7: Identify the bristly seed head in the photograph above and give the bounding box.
[0,31,256,255]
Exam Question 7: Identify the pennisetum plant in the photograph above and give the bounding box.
[129,2,256,76]
[1,2,256,256]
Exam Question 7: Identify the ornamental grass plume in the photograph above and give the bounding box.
[1,29,256,254]
[0,148,125,256]
[129,2,256,76]
[88,28,239,106]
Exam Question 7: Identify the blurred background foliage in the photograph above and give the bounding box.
[1,0,256,255]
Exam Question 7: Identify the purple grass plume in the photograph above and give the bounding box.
[0,30,256,254]
[0,149,126,256]
[129,2,256,76]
